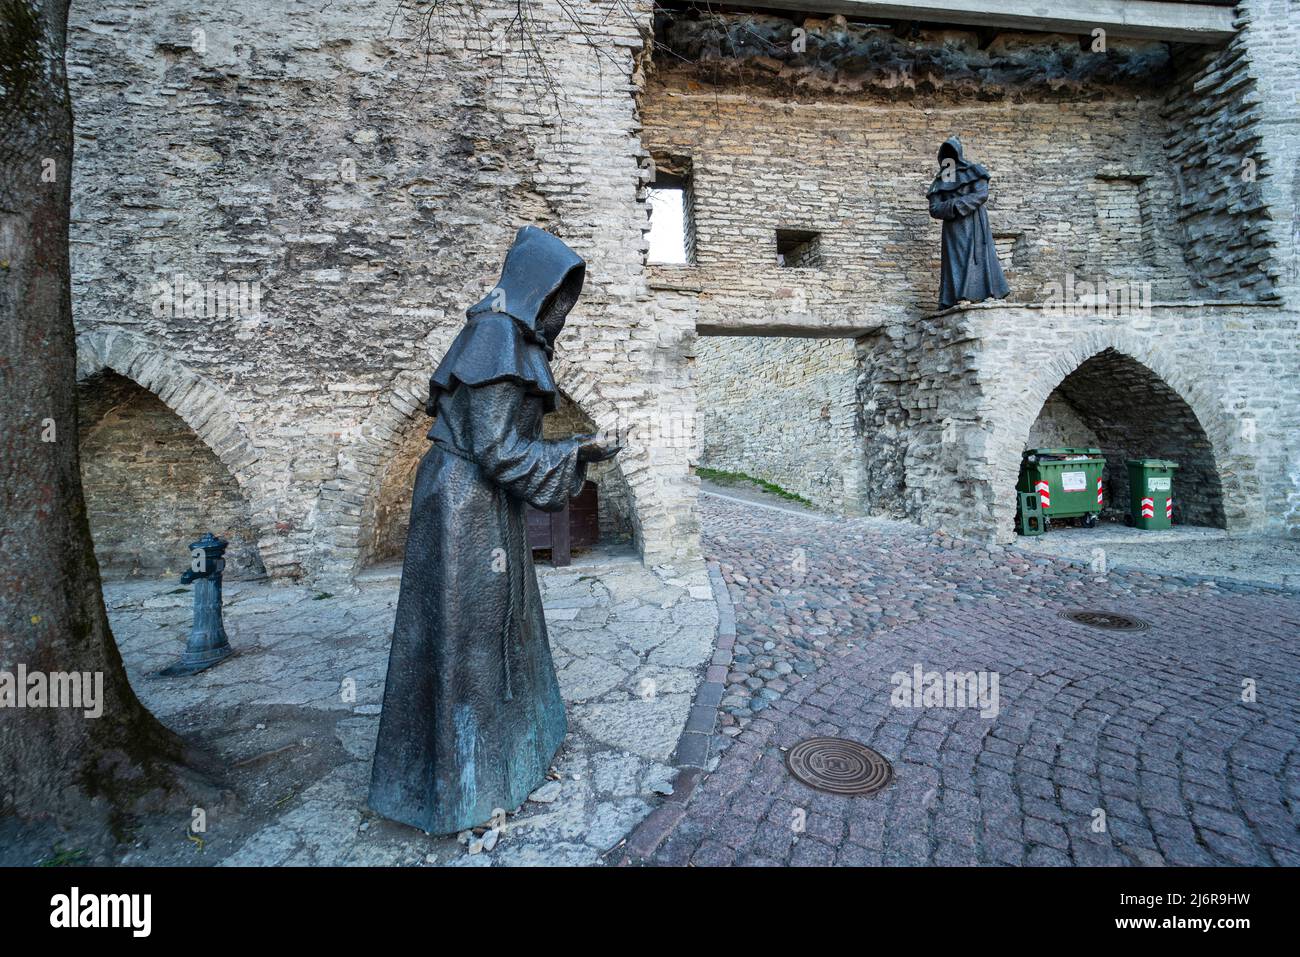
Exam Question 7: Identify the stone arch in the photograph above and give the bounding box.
[75,329,279,576]
[330,362,641,579]
[985,329,1256,537]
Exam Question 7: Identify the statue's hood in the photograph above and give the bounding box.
[928,136,990,196]
[937,136,965,163]
[428,227,584,417]
[467,226,586,338]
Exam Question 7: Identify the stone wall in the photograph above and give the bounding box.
[1025,395,1102,452]
[1231,0,1300,533]
[1162,24,1278,299]
[888,302,1297,542]
[78,372,265,579]
[695,336,862,511]
[64,0,1299,572]
[642,14,1197,335]
[643,5,1298,542]
[67,0,698,583]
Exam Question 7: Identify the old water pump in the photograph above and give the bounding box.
[159,532,234,677]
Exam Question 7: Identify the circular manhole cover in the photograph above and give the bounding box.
[1059,609,1150,632]
[785,737,893,796]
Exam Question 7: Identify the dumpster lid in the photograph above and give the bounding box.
[1024,447,1104,462]
[1126,458,1179,469]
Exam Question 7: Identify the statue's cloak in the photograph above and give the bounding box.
[369,227,587,835]
[927,136,1011,309]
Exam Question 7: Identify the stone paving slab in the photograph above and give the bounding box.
[85,552,716,867]
[639,494,1300,866]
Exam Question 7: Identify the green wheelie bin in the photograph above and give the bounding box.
[1017,448,1106,532]
[1126,458,1178,529]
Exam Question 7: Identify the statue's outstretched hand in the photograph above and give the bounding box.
[575,433,622,464]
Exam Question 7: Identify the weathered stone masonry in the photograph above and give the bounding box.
[696,336,863,512]
[67,0,1299,584]
[649,2,1298,541]
[69,0,697,582]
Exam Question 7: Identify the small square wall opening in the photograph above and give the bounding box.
[776,228,821,268]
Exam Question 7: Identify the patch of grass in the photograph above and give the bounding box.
[697,467,814,507]
[38,847,87,867]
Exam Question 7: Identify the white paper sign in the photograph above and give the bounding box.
[1061,470,1087,492]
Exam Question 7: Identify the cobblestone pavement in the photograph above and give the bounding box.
[646,493,1300,866]
[1017,522,1300,589]
[39,552,716,867]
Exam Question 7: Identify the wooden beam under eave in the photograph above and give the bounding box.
[748,1,1238,43]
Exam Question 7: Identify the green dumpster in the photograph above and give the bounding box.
[1126,458,1178,529]
[1017,448,1106,531]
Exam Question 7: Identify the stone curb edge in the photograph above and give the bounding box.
[619,559,736,864]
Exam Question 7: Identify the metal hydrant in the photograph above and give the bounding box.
[159,532,234,677]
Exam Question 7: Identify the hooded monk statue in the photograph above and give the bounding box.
[369,226,621,835]
[927,136,1011,310]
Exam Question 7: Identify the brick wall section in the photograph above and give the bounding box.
[1162,29,1278,298]
[696,336,863,512]
[479,0,700,567]
[645,6,1298,541]
[642,18,1196,333]
[67,1,697,582]
[644,85,1194,329]
[1232,0,1300,531]
[896,302,1298,542]
[78,372,265,579]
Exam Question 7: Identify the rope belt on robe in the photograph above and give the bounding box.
[433,438,520,701]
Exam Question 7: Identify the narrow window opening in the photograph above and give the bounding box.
[647,157,696,265]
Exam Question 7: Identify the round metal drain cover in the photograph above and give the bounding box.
[1060,609,1150,631]
[785,737,893,796]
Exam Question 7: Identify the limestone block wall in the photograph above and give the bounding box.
[78,371,265,579]
[1231,0,1300,532]
[641,19,1197,334]
[67,0,697,583]
[1163,17,1279,298]
[643,3,1298,544]
[63,0,1299,566]
[1025,395,1102,453]
[695,336,863,512]
[473,0,700,567]
[894,303,1298,542]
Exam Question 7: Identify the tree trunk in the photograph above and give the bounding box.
[0,0,210,836]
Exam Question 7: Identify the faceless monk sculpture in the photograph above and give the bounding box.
[369,226,621,835]
[927,136,1011,310]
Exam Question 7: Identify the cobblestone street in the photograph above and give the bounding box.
[645,493,1300,866]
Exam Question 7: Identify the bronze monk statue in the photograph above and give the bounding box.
[369,226,620,835]
[927,136,1011,310]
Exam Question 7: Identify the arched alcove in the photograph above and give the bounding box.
[78,370,266,579]
[1022,348,1225,527]
[360,391,635,568]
